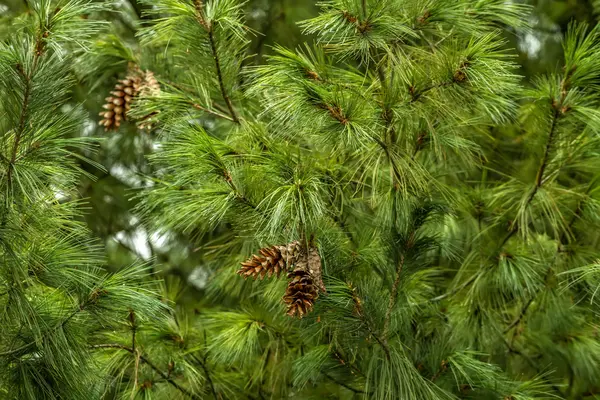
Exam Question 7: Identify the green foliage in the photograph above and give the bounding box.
[3,0,600,399]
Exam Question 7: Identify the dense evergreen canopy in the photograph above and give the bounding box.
[1,0,600,399]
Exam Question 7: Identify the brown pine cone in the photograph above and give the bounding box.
[283,267,319,318]
[99,73,140,131]
[99,66,161,131]
[237,241,301,280]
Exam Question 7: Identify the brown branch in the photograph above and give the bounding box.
[91,344,202,400]
[430,360,448,382]
[2,29,47,232]
[6,64,32,189]
[341,10,371,33]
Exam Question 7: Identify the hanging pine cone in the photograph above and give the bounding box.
[99,66,161,131]
[137,70,161,130]
[282,267,319,318]
[99,71,141,131]
[237,241,301,280]
[282,245,325,318]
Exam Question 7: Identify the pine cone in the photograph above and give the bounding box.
[283,267,319,318]
[237,241,301,280]
[137,70,161,130]
[99,66,161,131]
[99,72,141,131]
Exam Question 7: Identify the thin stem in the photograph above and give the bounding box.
[6,65,32,190]
[352,289,391,360]
[193,0,239,123]
[190,354,217,400]
[323,372,365,394]
[425,273,478,304]
[131,349,140,400]
[383,254,405,344]
[503,180,594,334]
[498,334,565,397]
[0,298,93,357]
[2,30,45,231]
[208,27,240,123]
[504,296,535,333]
[91,344,202,400]
[191,102,236,122]
[498,104,561,247]
[410,80,454,103]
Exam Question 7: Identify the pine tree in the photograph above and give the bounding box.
[3,0,600,399]
[0,2,165,399]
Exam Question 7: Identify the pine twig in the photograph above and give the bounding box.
[208,27,240,123]
[383,254,405,344]
[91,344,202,400]
[502,78,567,246]
[193,0,239,123]
[323,372,365,394]
[189,353,217,400]
[0,292,100,357]
[191,102,236,122]
[504,296,535,333]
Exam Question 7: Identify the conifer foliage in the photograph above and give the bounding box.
[2,0,600,399]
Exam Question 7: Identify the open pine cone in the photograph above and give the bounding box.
[283,245,325,318]
[237,241,301,280]
[99,66,161,131]
[283,267,319,318]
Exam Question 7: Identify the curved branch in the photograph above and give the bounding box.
[90,344,202,400]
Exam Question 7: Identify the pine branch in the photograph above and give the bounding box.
[352,288,391,360]
[498,334,566,397]
[503,296,534,333]
[193,0,240,123]
[208,28,240,123]
[189,353,217,400]
[409,80,455,103]
[504,179,594,334]
[323,372,365,394]
[91,344,202,400]
[502,78,568,245]
[191,102,236,122]
[383,253,405,345]
[0,292,99,357]
[5,37,44,191]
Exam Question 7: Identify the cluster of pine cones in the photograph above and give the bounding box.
[238,241,326,318]
[99,64,160,131]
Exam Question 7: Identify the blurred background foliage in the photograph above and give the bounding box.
[0,0,597,312]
